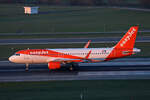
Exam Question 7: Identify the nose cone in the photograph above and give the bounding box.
[9,56,16,63]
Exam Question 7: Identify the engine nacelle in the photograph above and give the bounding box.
[48,62,61,70]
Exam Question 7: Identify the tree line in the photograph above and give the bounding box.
[0,0,150,8]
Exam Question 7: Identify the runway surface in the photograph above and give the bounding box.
[0,37,150,45]
[1,71,150,82]
[0,58,150,82]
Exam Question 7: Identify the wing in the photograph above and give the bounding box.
[52,58,91,63]
[52,50,92,63]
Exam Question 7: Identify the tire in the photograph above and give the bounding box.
[65,62,79,71]
[70,62,79,71]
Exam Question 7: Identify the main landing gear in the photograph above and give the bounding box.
[66,62,79,71]
[24,63,79,71]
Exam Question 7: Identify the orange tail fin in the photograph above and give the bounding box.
[115,26,138,49]
[105,26,139,61]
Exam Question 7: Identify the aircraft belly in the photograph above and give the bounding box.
[89,54,108,59]
[31,55,48,64]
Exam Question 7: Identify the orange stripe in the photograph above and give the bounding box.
[16,49,83,59]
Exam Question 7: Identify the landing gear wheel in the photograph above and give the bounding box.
[67,63,79,71]
[72,63,79,71]
[69,66,73,71]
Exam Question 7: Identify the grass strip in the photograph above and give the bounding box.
[0,80,150,100]
[0,4,150,33]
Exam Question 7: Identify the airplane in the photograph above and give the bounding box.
[9,26,141,71]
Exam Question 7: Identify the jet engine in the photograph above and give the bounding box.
[48,62,61,70]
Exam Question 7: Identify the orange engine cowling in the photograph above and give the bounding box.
[48,62,61,70]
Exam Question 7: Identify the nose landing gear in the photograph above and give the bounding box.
[25,64,29,71]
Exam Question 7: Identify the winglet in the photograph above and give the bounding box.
[84,40,91,48]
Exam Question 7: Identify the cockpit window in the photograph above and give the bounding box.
[14,54,20,56]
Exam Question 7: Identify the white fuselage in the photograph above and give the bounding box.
[9,48,141,64]
[9,48,112,64]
